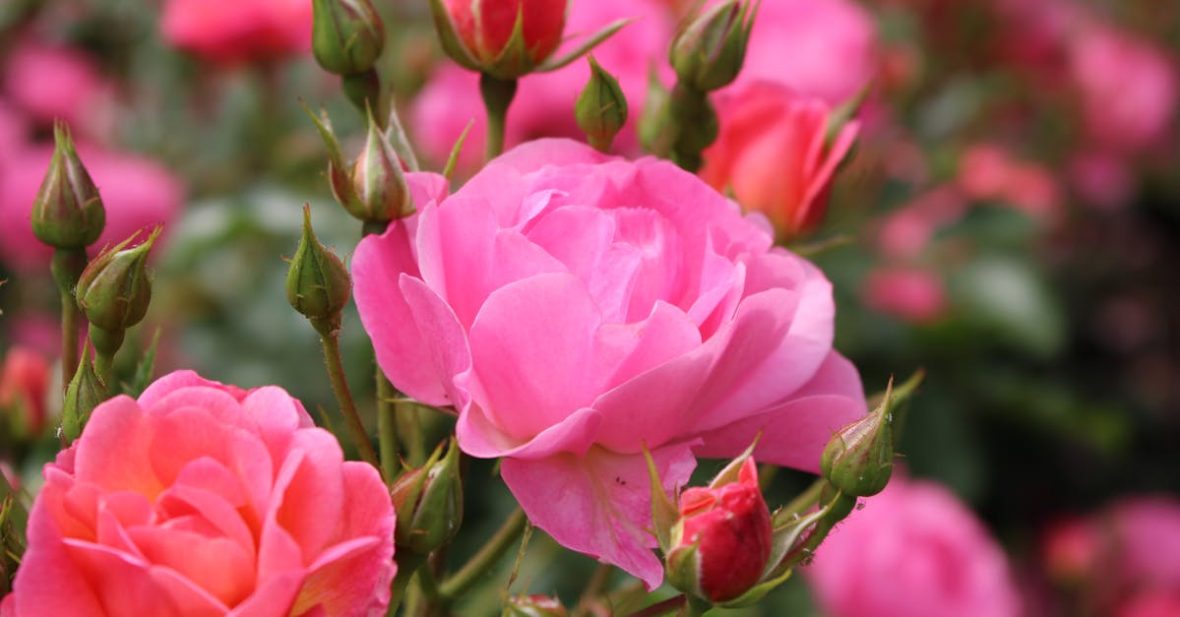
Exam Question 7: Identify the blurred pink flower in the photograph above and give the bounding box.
[878,186,967,260]
[0,347,51,437]
[863,266,947,323]
[353,138,865,587]
[1118,591,1180,617]
[3,313,60,360]
[0,144,183,272]
[1041,516,1099,584]
[7,371,395,616]
[1069,26,1178,153]
[808,475,1021,617]
[160,0,312,64]
[1068,150,1136,211]
[735,0,878,104]
[957,144,1060,220]
[2,40,113,137]
[1108,496,1180,593]
[0,100,28,170]
[700,81,859,239]
[411,0,673,169]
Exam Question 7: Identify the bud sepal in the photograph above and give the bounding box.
[389,438,463,555]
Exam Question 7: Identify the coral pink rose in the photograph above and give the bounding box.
[2,40,113,136]
[1069,26,1178,153]
[808,475,1021,617]
[700,81,859,240]
[0,347,51,436]
[161,0,313,64]
[412,0,672,170]
[7,371,395,616]
[0,144,183,272]
[353,138,865,586]
[735,0,877,104]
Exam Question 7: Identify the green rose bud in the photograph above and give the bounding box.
[286,206,352,332]
[576,56,628,152]
[31,123,105,250]
[669,0,755,93]
[389,439,463,555]
[311,0,385,76]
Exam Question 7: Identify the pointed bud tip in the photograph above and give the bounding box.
[821,379,897,497]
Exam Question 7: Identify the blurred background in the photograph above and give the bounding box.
[0,0,1178,615]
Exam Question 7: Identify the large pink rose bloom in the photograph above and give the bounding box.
[735,0,877,104]
[161,0,312,64]
[2,40,112,135]
[0,144,183,272]
[7,371,395,616]
[808,475,1020,617]
[412,0,673,169]
[353,139,865,586]
[1069,25,1178,153]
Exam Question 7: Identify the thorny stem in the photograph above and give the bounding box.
[317,320,380,468]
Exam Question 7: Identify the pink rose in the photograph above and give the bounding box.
[0,347,51,436]
[700,81,859,240]
[7,371,395,616]
[863,266,947,324]
[808,475,1021,617]
[2,40,113,137]
[1108,496,1180,593]
[1069,26,1178,153]
[353,138,865,586]
[0,144,183,272]
[161,0,313,64]
[735,0,878,104]
[411,0,673,170]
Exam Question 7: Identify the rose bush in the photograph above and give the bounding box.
[353,138,865,586]
[4,371,395,616]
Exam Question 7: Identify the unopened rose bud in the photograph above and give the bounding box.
[61,349,105,444]
[311,0,385,76]
[286,206,351,333]
[30,123,105,250]
[666,457,772,603]
[390,439,463,554]
[351,107,413,225]
[429,0,567,78]
[576,57,628,152]
[669,0,755,93]
[821,379,897,497]
[502,594,568,617]
[76,228,158,358]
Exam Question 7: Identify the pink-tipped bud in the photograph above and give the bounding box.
[430,0,567,78]
[666,458,772,603]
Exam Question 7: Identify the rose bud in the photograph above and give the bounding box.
[666,457,773,603]
[352,107,413,227]
[390,439,463,555]
[311,0,385,76]
[429,0,567,78]
[502,594,568,617]
[286,205,351,334]
[821,376,906,498]
[576,56,628,152]
[76,228,159,363]
[30,123,105,251]
[60,349,105,445]
[670,0,755,93]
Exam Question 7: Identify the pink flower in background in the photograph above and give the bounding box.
[1069,26,1178,153]
[736,0,878,104]
[0,100,28,170]
[808,475,1021,617]
[411,0,673,169]
[2,40,113,136]
[353,138,865,586]
[7,371,395,616]
[700,81,859,240]
[1068,151,1135,211]
[1118,591,1180,617]
[0,144,183,272]
[877,186,967,260]
[0,347,51,436]
[958,144,1061,221]
[1041,516,1099,584]
[1107,496,1180,593]
[161,0,313,64]
[863,266,947,324]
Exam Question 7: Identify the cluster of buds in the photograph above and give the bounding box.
[61,344,106,445]
[76,228,159,365]
[390,439,464,556]
[311,0,387,116]
[307,107,414,231]
[645,0,756,171]
[646,374,917,609]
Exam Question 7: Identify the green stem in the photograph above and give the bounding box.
[439,508,527,599]
[51,248,86,386]
[377,373,399,483]
[626,595,686,617]
[343,69,388,128]
[93,352,115,389]
[479,73,517,161]
[317,321,380,468]
[573,564,613,617]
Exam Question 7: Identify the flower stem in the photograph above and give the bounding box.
[439,508,527,599]
[316,320,380,468]
[479,73,517,161]
[51,248,86,388]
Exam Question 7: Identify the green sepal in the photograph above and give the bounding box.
[537,18,631,73]
[643,444,679,553]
